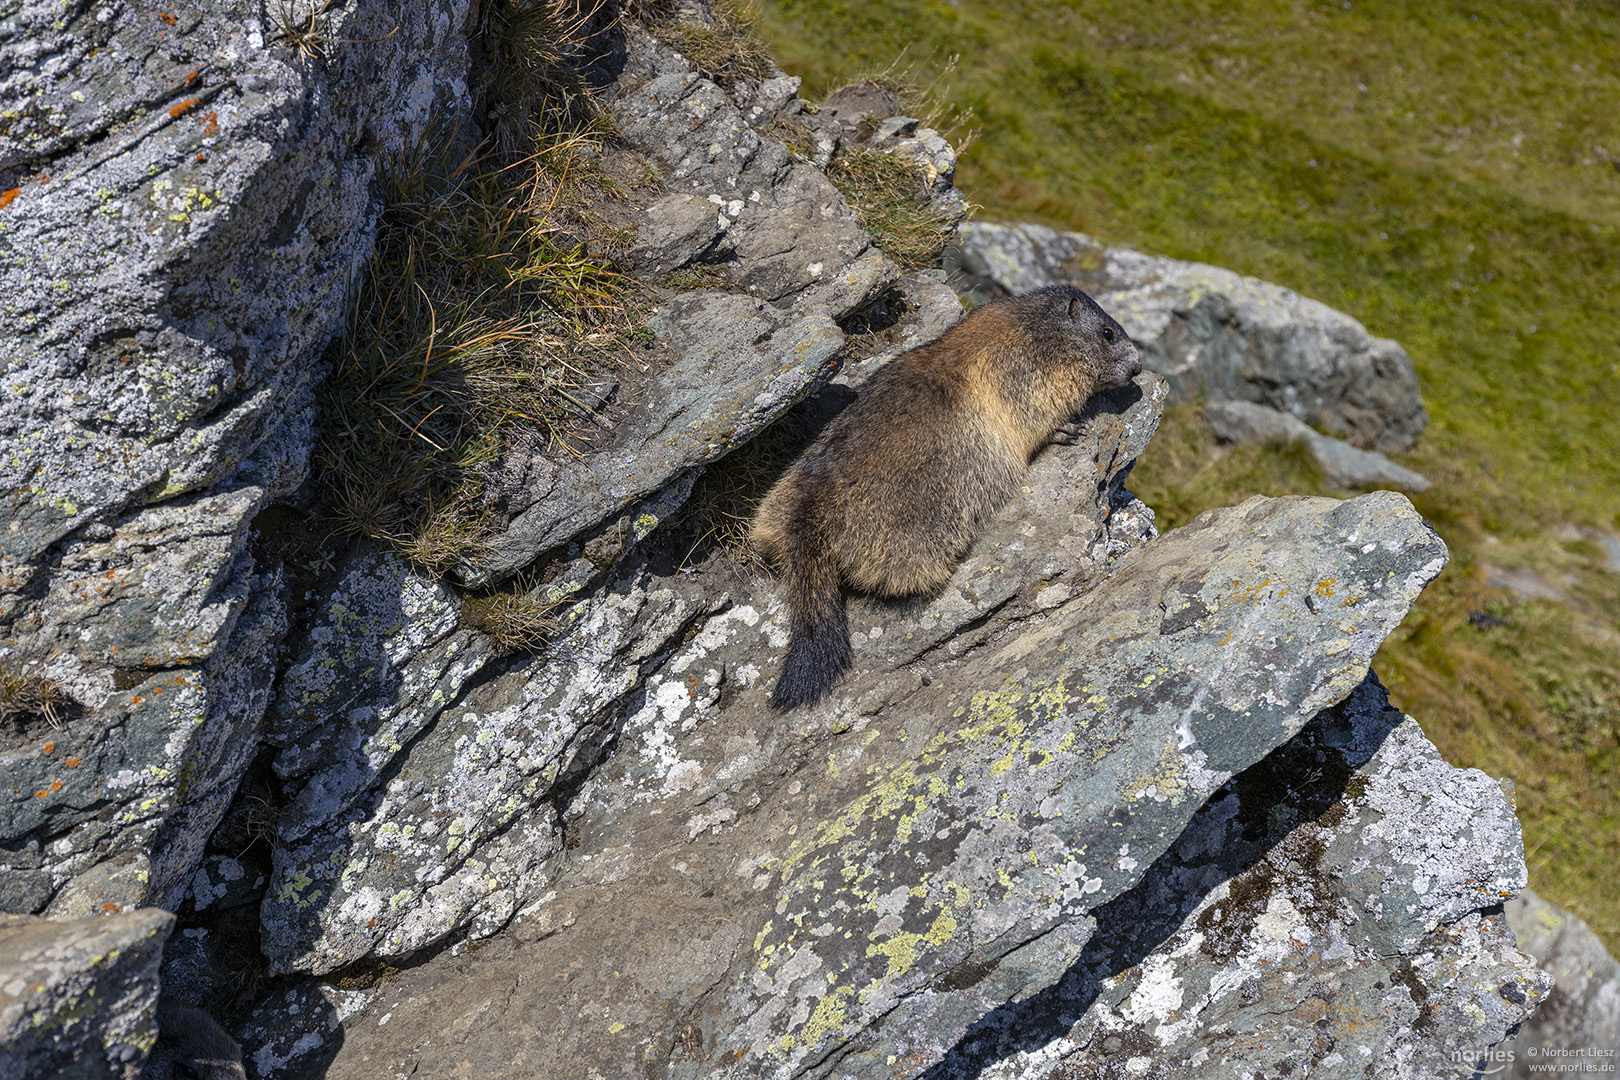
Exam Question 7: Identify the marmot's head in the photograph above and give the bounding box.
[1019,285,1142,389]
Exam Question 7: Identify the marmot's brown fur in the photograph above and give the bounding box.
[752,285,1142,710]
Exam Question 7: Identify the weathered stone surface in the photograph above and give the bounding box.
[236,980,369,1080]
[465,24,906,587]
[0,908,171,1079]
[0,0,471,564]
[1,0,473,938]
[923,674,1548,1080]
[258,569,708,974]
[1204,399,1430,492]
[2,570,286,916]
[947,222,1428,453]
[1502,889,1620,1079]
[313,476,1447,1078]
[706,493,1445,1078]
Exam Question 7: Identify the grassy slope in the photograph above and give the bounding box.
[762,0,1620,945]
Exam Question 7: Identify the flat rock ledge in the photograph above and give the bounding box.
[275,487,1493,1080]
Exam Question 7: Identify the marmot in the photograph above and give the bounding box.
[752,285,1142,710]
[139,1000,247,1079]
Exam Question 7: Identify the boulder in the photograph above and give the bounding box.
[0,908,171,1079]
[1502,889,1620,1079]
[924,675,1551,1080]
[947,221,1429,453]
[1,0,472,921]
[305,472,1483,1078]
[1204,399,1430,492]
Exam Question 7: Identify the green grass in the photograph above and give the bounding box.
[761,0,1620,948]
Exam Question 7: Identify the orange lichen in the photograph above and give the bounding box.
[42,742,54,754]
[157,11,178,24]
[168,97,200,119]
[0,188,19,210]
[66,758,81,768]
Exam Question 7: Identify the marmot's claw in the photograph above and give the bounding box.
[1048,420,1083,445]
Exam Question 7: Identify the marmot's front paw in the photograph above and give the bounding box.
[1047,420,1083,445]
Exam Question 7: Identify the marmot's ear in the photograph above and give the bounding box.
[1066,295,1079,319]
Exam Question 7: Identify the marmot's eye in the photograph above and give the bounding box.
[1101,326,1114,342]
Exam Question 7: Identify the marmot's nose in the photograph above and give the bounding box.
[1128,347,1143,377]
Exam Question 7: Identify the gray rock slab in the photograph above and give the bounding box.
[1,0,471,946]
[0,0,472,565]
[707,491,1447,1078]
[276,365,1164,1076]
[314,484,1447,1079]
[920,674,1549,1080]
[3,570,286,914]
[258,573,711,974]
[1502,889,1620,1079]
[464,25,898,587]
[0,908,172,1080]
[1204,399,1431,492]
[947,222,1428,453]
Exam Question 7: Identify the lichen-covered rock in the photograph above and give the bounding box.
[0,908,172,1079]
[258,572,708,974]
[705,492,1446,1078]
[1204,399,1430,492]
[946,222,1428,453]
[1502,889,1620,1079]
[310,474,1448,1078]
[465,23,913,587]
[925,674,1549,1080]
[1,0,474,926]
[2,572,286,916]
[0,0,471,564]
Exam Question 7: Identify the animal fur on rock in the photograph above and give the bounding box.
[752,285,1142,710]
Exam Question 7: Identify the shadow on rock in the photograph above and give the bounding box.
[919,679,1400,1078]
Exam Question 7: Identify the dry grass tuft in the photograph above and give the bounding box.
[459,590,563,655]
[0,655,68,729]
[318,115,637,575]
[826,147,958,270]
[651,0,774,88]
[834,51,978,150]
[480,0,606,156]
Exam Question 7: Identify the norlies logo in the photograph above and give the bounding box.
[1455,1046,1620,1074]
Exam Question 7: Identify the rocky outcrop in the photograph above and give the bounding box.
[1,4,1553,1079]
[947,221,1429,454]
[1502,890,1620,1079]
[1204,400,1430,492]
[467,26,901,587]
[0,908,171,1079]
[0,0,474,922]
[290,479,1551,1080]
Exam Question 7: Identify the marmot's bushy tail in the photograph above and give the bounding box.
[770,523,850,711]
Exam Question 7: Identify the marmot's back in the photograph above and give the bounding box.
[752,286,1141,710]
